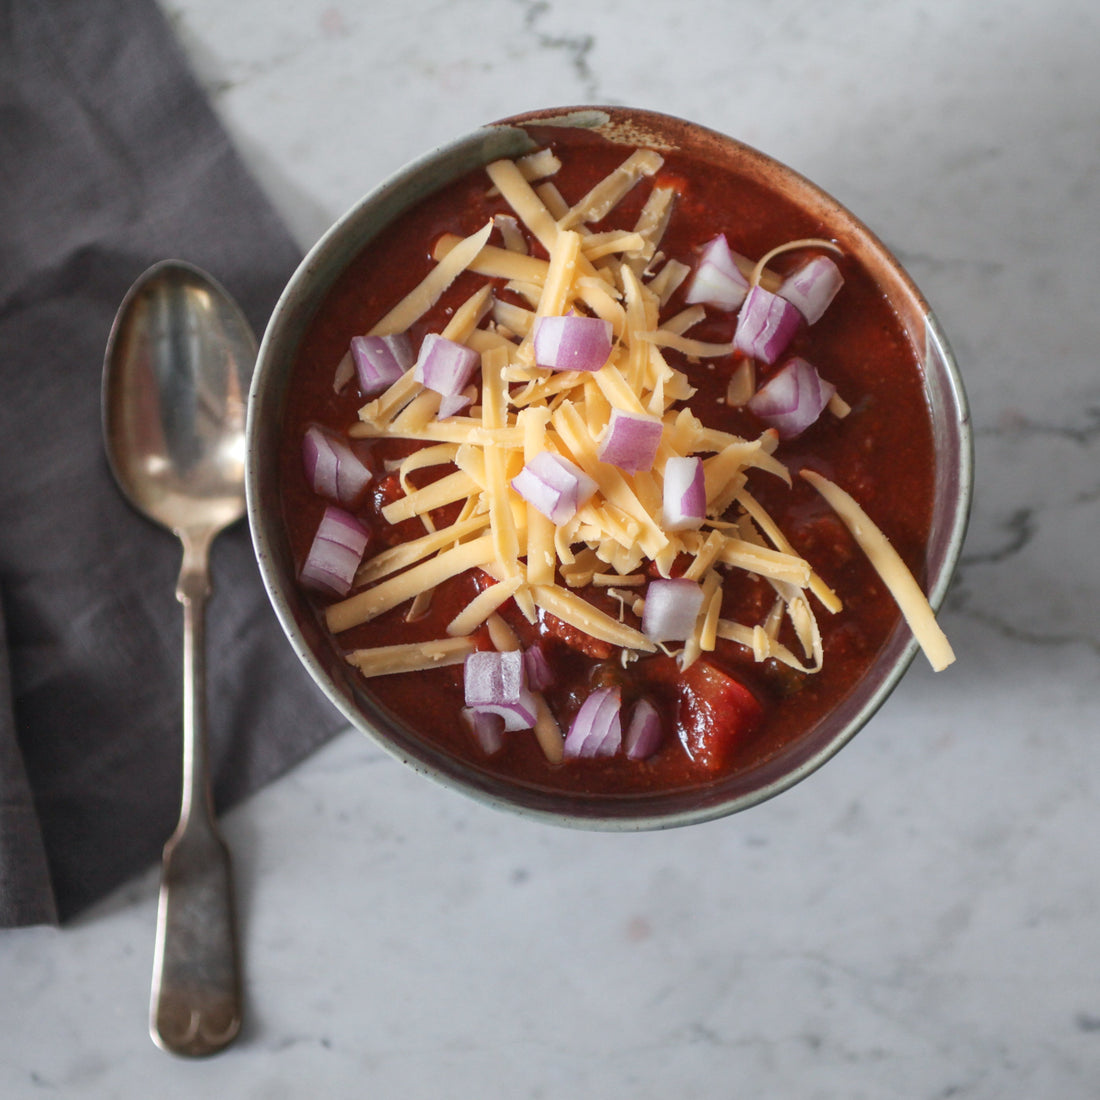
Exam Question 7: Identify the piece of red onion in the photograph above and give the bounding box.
[598,408,663,473]
[533,313,613,372]
[733,285,802,364]
[302,425,372,505]
[683,234,750,310]
[351,333,413,397]
[438,390,474,418]
[661,455,706,531]
[623,697,663,760]
[523,640,556,692]
[641,577,705,643]
[511,451,597,524]
[414,334,479,411]
[463,649,538,731]
[563,686,622,758]
[299,505,371,598]
[747,356,836,440]
[778,255,844,325]
[461,707,505,755]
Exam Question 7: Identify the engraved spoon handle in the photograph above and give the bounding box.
[150,531,242,1057]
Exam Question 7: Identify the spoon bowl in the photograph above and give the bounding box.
[104,260,252,535]
[103,259,255,1057]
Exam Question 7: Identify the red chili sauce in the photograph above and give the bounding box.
[279,130,935,797]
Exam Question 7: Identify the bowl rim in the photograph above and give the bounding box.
[246,104,973,831]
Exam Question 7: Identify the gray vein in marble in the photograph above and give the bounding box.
[958,507,1036,568]
[893,248,1006,280]
[982,406,1100,448]
[516,0,599,101]
[954,601,1100,658]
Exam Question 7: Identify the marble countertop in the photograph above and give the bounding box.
[5,0,1100,1095]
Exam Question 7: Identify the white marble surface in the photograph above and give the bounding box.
[4,0,1100,1095]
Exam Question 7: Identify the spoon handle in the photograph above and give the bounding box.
[150,532,242,1057]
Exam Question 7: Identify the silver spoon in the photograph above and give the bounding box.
[103,260,255,1056]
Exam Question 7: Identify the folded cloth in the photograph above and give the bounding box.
[0,0,347,926]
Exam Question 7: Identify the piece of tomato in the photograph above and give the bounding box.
[641,656,764,772]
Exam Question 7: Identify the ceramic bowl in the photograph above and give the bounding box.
[246,106,972,829]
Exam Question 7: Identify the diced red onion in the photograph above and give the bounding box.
[523,640,556,692]
[563,686,622,758]
[746,356,836,440]
[733,285,802,364]
[299,505,370,598]
[438,389,474,418]
[778,255,844,325]
[414,334,479,411]
[533,313,613,372]
[642,577,705,643]
[623,697,663,760]
[302,425,372,505]
[598,408,663,473]
[463,649,537,731]
[511,451,597,524]
[661,455,705,531]
[351,333,413,397]
[461,707,505,755]
[683,234,750,310]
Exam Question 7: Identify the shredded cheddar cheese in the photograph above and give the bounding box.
[800,470,955,671]
[315,144,953,749]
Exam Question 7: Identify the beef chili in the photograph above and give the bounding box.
[278,127,953,797]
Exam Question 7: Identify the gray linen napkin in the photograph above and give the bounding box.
[0,0,347,926]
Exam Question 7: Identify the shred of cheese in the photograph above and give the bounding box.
[492,298,535,337]
[486,606,567,763]
[715,619,819,674]
[557,148,664,229]
[749,237,843,289]
[481,609,566,762]
[356,369,421,426]
[485,158,560,252]
[446,575,524,636]
[434,234,550,284]
[325,534,496,633]
[574,277,627,335]
[725,359,755,407]
[736,488,842,613]
[395,442,461,496]
[495,213,528,253]
[646,258,691,305]
[405,588,434,622]
[641,330,736,359]
[441,284,494,343]
[534,180,570,221]
[800,470,955,671]
[580,230,648,261]
[355,513,490,587]
[660,304,706,336]
[370,220,493,337]
[514,147,562,183]
[532,583,657,651]
[345,636,477,677]
[627,185,676,269]
[534,228,583,320]
[380,469,481,525]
